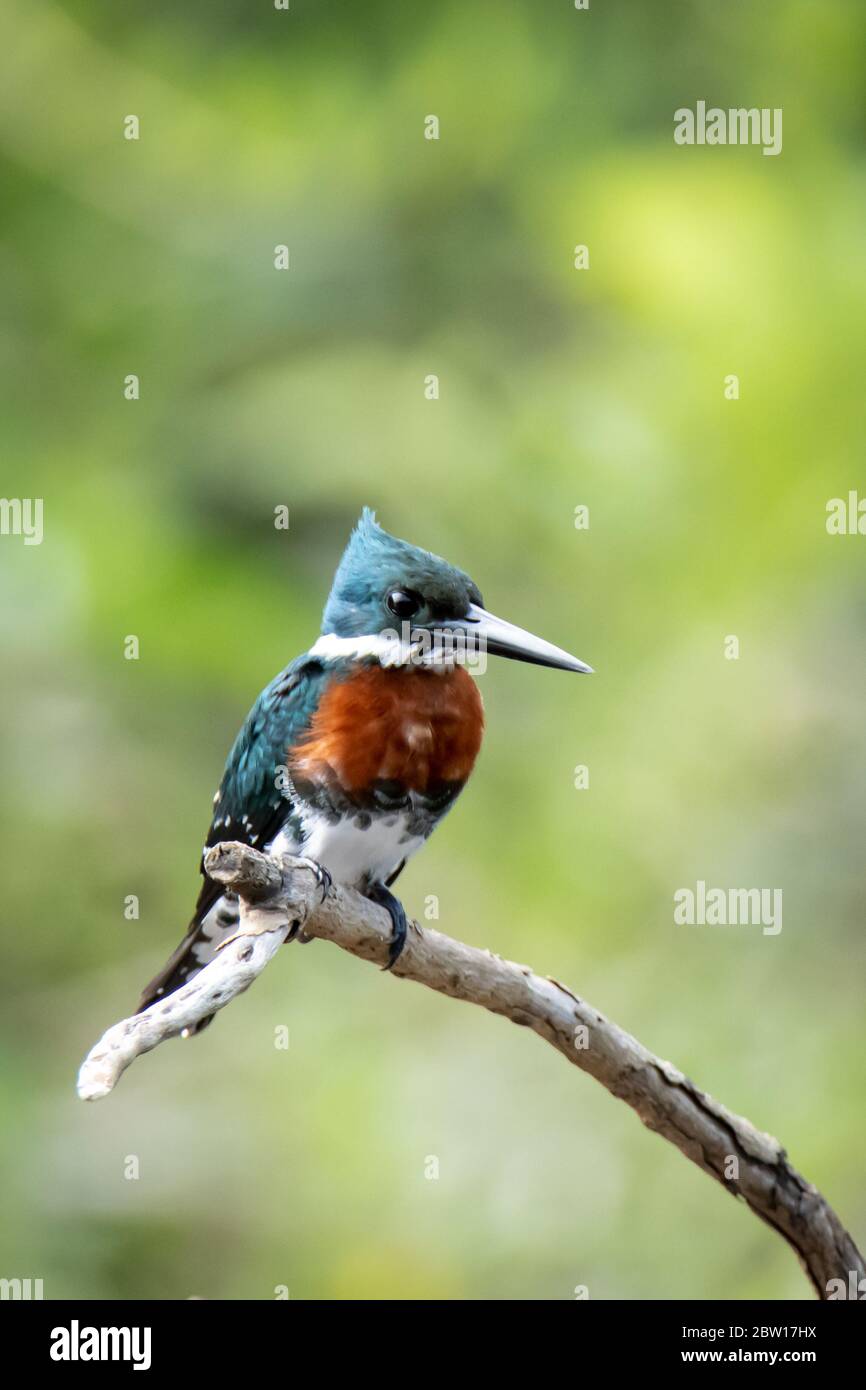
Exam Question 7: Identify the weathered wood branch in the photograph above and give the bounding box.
[78,842,863,1299]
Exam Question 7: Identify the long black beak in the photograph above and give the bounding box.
[443,603,593,673]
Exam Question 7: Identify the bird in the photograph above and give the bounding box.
[137,509,592,1029]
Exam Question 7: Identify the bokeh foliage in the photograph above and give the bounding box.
[0,0,864,1299]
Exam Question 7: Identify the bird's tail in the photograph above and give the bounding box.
[136,890,241,1034]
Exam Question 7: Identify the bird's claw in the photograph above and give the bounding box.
[385,932,405,971]
[294,856,333,904]
[364,881,409,971]
[214,860,330,956]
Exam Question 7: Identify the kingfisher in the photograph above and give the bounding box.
[137,509,592,1029]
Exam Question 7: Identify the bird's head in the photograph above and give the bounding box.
[320,508,592,674]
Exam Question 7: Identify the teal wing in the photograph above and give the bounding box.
[136,654,330,1016]
[205,655,330,858]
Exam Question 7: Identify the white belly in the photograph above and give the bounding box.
[270,811,425,888]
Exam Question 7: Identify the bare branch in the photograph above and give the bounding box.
[77,841,864,1299]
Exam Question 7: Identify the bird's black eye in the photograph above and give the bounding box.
[386,588,422,619]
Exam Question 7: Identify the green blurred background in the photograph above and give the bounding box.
[1,0,864,1300]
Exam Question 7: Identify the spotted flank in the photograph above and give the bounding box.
[134,891,241,1019]
[190,893,241,968]
[270,810,420,897]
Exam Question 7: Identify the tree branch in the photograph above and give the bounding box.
[77,842,863,1300]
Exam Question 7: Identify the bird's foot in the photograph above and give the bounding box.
[216,860,331,954]
[293,856,333,904]
[364,880,409,970]
[287,857,332,945]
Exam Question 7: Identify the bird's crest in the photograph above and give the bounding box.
[321,508,481,638]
